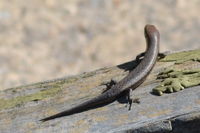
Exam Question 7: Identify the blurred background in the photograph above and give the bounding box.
[0,0,199,90]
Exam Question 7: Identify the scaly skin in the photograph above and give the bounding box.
[40,24,160,121]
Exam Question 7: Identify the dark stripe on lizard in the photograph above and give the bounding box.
[40,24,160,122]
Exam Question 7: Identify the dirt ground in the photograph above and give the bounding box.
[0,0,199,90]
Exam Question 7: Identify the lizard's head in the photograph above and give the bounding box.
[144,24,160,44]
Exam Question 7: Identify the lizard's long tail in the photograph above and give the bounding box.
[40,89,117,122]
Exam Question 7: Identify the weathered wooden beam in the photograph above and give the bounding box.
[0,49,200,133]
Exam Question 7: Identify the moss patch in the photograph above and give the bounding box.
[160,49,200,64]
[0,69,100,111]
[0,85,63,111]
[0,67,103,111]
[153,68,200,96]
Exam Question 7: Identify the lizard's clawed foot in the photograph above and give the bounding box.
[136,52,145,63]
[158,53,166,59]
[101,79,117,93]
[124,89,133,110]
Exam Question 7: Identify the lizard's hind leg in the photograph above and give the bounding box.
[124,89,133,110]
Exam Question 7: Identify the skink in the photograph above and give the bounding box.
[41,24,160,121]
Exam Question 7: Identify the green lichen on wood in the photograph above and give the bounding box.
[153,68,200,96]
[0,76,79,111]
[11,76,79,91]
[0,85,62,111]
[0,69,99,111]
[160,49,200,64]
